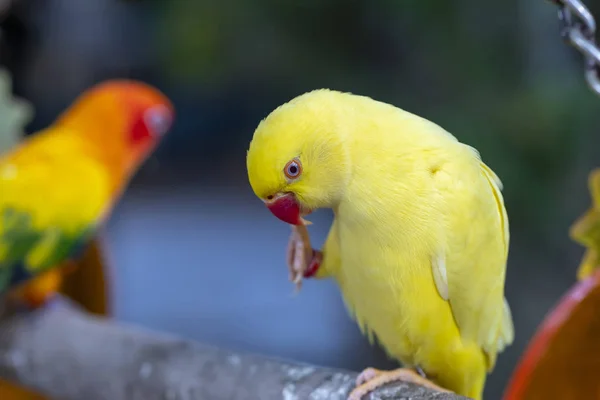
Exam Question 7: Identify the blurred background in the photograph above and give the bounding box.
[1,0,599,398]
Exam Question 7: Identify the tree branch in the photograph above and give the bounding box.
[0,298,465,400]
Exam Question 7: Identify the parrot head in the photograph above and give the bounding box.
[246,89,351,225]
[55,79,175,176]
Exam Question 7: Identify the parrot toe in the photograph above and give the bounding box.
[6,291,60,314]
[348,367,451,400]
[40,294,62,309]
[2,300,34,316]
[287,224,317,290]
[355,367,379,387]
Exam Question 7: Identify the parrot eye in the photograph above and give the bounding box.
[143,104,172,137]
[284,158,302,180]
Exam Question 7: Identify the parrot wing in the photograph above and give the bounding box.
[434,153,513,371]
[0,148,112,296]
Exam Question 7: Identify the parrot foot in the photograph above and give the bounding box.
[286,225,322,291]
[7,291,59,313]
[348,367,451,400]
[5,267,68,312]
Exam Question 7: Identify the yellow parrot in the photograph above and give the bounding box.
[246,89,514,400]
[0,79,174,309]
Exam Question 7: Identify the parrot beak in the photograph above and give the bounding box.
[265,193,309,226]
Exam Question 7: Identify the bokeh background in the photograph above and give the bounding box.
[1,0,600,398]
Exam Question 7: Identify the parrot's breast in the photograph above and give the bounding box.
[332,218,461,367]
[327,140,510,398]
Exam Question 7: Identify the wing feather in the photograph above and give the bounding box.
[0,140,111,295]
[441,152,514,371]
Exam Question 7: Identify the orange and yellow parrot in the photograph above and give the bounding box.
[0,79,174,309]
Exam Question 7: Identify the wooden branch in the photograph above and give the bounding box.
[0,298,465,400]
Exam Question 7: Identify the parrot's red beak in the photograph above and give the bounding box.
[265,193,302,225]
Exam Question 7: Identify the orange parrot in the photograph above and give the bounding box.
[0,79,174,309]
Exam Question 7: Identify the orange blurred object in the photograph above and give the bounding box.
[59,237,111,315]
[0,237,111,399]
[503,269,600,400]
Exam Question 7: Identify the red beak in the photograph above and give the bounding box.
[266,193,302,225]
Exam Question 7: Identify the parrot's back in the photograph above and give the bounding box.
[0,128,112,295]
[328,97,513,399]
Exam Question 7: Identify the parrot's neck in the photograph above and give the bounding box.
[56,121,132,196]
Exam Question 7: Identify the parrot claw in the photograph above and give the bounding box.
[348,367,451,400]
[6,291,60,314]
[286,223,322,292]
[40,294,62,310]
[287,225,310,288]
[291,274,303,295]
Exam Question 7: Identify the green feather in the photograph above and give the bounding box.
[0,208,95,294]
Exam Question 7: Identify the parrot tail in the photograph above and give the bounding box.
[483,296,515,371]
[498,296,515,352]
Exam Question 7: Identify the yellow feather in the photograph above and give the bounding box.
[0,127,111,273]
[247,89,514,400]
